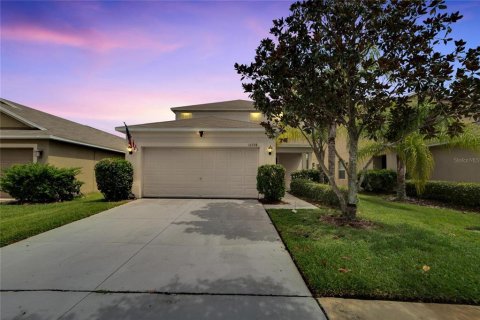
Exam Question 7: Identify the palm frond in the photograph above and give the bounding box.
[357,141,389,161]
[400,132,434,194]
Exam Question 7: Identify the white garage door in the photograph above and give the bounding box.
[143,148,258,198]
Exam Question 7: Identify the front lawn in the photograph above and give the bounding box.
[0,193,128,247]
[268,194,480,304]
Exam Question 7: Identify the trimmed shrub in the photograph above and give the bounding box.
[406,180,480,208]
[290,179,347,207]
[257,164,286,201]
[95,158,133,201]
[0,163,82,203]
[291,169,327,183]
[360,169,397,193]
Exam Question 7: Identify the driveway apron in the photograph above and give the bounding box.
[1,199,326,319]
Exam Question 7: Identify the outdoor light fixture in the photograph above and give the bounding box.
[267,145,273,155]
[127,145,133,154]
[34,150,43,158]
[199,130,204,138]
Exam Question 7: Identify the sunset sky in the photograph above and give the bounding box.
[1,1,479,135]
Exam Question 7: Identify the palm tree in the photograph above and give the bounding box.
[359,123,480,200]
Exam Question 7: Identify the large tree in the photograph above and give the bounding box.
[235,0,479,220]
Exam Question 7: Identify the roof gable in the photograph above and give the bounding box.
[1,98,125,152]
[171,100,255,112]
[116,116,263,132]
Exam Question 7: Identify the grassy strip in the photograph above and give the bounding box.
[268,194,480,304]
[0,193,128,247]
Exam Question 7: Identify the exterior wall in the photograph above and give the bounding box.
[127,131,275,197]
[0,112,34,129]
[0,139,49,164]
[47,141,124,193]
[377,147,479,183]
[429,146,480,183]
[277,153,303,189]
[174,111,265,123]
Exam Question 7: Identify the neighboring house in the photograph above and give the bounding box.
[116,100,314,198]
[371,143,480,183]
[0,98,125,197]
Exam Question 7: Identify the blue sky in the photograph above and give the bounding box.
[1,0,479,134]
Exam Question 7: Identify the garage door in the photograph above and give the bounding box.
[0,148,33,198]
[143,148,258,198]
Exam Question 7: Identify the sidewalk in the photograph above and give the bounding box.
[318,298,480,320]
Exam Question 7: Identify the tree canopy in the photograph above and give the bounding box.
[235,0,480,219]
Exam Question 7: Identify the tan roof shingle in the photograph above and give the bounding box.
[1,98,125,152]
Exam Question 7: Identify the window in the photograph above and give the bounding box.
[373,155,387,169]
[338,161,346,179]
[179,112,192,119]
[249,112,262,122]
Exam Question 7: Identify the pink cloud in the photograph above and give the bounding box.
[16,86,248,135]
[2,23,182,53]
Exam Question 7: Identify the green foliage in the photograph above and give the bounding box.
[268,194,480,304]
[257,164,286,201]
[0,163,82,203]
[361,169,397,193]
[406,180,480,208]
[0,193,128,247]
[290,179,347,208]
[291,169,327,183]
[95,158,133,201]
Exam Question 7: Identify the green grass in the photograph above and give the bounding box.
[0,193,128,247]
[268,194,480,304]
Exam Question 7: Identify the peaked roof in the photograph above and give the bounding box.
[116,116,263,132]
[1,98,125,152]
[171,100,255,112]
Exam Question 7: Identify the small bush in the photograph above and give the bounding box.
[0,163,82,203]
[290,179,347,207]
[257,164,286,201]
[291,169,327,183]
[360,169,397,193]
[95,158,133,201]
[406,180,480,208]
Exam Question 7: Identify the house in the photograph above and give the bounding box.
[0,98,125,197]
[116,100,314,198]
[371,142,480,183]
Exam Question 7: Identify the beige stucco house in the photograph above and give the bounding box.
[371,144,480,183]
[117,99,480,199]
[0,98,125,197]
[116,100,314,198]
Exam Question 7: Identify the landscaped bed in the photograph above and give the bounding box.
[268,194,480,304]
[0,193,128,247]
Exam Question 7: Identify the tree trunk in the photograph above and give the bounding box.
[345,135,359,221]
[327,123,336,179]
[313,151,348,214]
[396,156,407,200]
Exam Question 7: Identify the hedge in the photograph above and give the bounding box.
[290,179,347,208]
[406,180,480,208]
[257,164,286,201]
[0,163,82,203]
[291,169,327,183]
[360,169,397,193]
[95,158,133,201]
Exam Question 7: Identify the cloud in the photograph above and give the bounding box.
[1,23,182,54]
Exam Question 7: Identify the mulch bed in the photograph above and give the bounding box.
[320,214,376,229]
[386,196,480,213]
[258,198,290,205]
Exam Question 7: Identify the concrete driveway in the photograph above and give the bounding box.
[1,199,326,320]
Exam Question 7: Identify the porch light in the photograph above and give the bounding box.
[127,145,133,154]
[267,145,273,155]
[199,130,204,138]
[35,150,43,158]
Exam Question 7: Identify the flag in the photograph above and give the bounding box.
[124,122,137,154]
